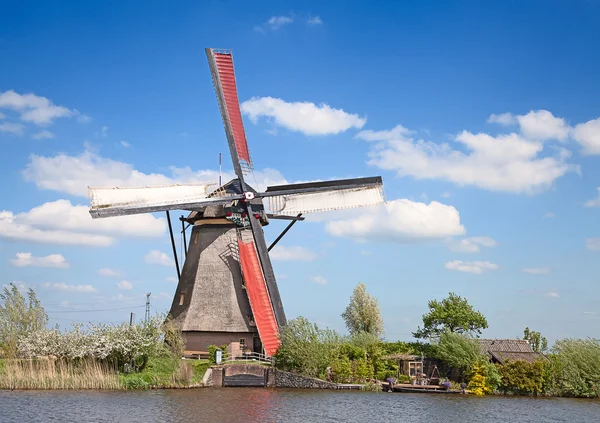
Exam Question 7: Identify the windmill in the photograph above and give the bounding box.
[88,48,385,357]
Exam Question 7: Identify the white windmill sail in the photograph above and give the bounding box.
[266,184,384,216]
[88,183,221,217]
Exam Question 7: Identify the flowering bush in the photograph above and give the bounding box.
[17,316,171,371]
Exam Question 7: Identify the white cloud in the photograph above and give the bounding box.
[517,110,570,141]
[586,238,600,251]
[270,245,318,262]
[120,141,131,148]
[0,210,113,246]
[448,236,496,253]
[241,97,366,136]
[571,117,600,155]
[145,250,174,266]
[0,199,165,247]
[522,267,550,275]
[307,16,323,25]
[98,268,120,277]
[16,199,166,238]
[255,16,293,32]
[42,282,97,293]
[101,126,108,137]
[326,199,465,243]
[542,212,556,218]
[10,252,69,268]
[32,130,54,139]
[0,90,80,125]
[444,260,499,274]
[584,188,600,207]
[545,291,560,298]
[117,280,133,290]
[165,276,178,283]
[358,124,577,194]
[23,150,287,197]
[310,275,328,285]
[440,191,451,198]
[487,112,517,126]
[0,122,25,135]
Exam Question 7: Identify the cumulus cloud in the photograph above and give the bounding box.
[522,267,550,275]
[448,236,496,253]
[307,16,323,25]
[572,118,600,155]
[145,250,174,267]
[0,122,25,135]
[98,268,120,277]
[10,252,69,268]
[241,97,366,136]
[0,199,165,247]
[444,260,498,274]
[120,141,131,148]
[23,150,287,197]
[357,122,577,194]
[270,245,318,262]
[310,275,328,285]
[325,199,465,243]
[0,210,113,246]
[545,291,560,298]
[584,188,600,208]
[117,280,133,290]
[586,238,600,251]
[0,90,82,125]
[517,110,570,141]
[42,282,97,293]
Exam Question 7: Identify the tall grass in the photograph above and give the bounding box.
[0,358,122,390]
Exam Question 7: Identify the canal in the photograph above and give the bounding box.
[1,388,598,422]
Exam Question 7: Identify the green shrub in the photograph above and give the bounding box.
[551,338,600,398]
[498,360,545,395]
[207,345,227,364]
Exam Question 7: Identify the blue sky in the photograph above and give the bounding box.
[1,0,599,344]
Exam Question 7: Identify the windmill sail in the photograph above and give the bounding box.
[88,183,240,218]
[263,177,385,215]
[237,235,280,356]
[206,48,252,179]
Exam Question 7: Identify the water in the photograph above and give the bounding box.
[1,389,598,423]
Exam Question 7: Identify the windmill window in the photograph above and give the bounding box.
[179,293,185,305]
[194,232,199,244]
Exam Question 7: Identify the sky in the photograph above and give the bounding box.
[1,0,599,344]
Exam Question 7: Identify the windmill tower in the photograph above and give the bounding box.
[88,48,385,357]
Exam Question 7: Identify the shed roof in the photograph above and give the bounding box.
[477,339,548,364]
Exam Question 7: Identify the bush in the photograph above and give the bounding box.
[498,360,545,395]
[207,345,228,364]
[17,315,174,371]
[551,338,600,398]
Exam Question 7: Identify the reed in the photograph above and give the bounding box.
[0,358,123,390]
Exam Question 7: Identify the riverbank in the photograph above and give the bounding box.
[0,357,211,390]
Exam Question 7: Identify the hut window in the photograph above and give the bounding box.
[179,293,185,305]
[239,338,246,347]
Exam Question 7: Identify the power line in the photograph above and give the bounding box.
[46,305,145,314]
[42,298,147,307]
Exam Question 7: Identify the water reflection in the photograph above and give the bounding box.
[1,388,598,423]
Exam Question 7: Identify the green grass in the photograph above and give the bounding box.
[119,357,210,389]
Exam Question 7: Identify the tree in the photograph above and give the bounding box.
[413,292,488,339]
[523,327,548,353]
[0,283,48,358]
[341,282,384,338]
